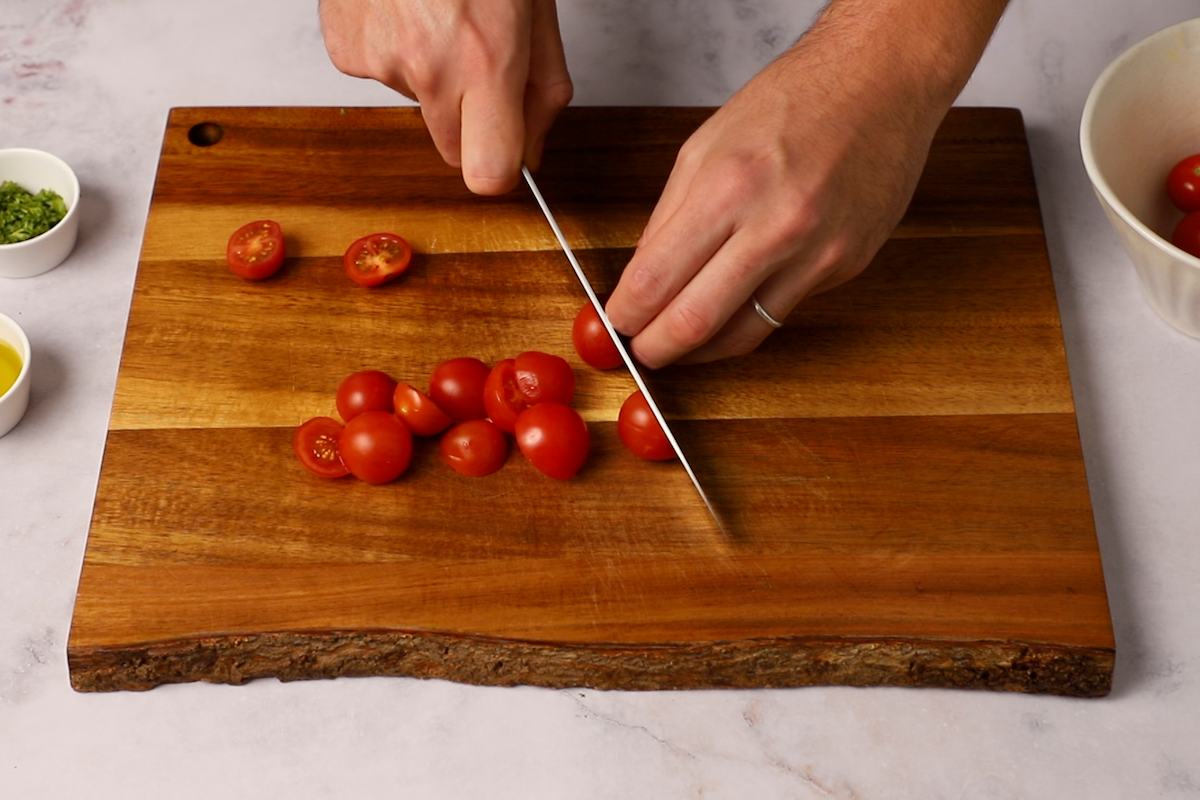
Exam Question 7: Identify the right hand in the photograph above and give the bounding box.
[319,0,573,195]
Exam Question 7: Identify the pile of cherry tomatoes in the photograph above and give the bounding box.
[227,221,676,485]
[1167,153,1200,258]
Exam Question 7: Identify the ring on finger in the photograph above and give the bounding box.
[751,293,784,329]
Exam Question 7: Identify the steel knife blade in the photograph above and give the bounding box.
[522,167,723,530]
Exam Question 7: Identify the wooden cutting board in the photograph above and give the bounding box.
[68,107,1114,696]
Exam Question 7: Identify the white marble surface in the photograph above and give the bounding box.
[2,1,1199,796]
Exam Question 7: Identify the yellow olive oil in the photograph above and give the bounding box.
[0,340,22,397]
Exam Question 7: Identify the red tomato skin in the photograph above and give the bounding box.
[343,232,413,288]
[429,357,490,422]
[227,220,285,281]
[439,419,510,477]
[617,391,675,462]
[483,359,522,433]
[336,370,398,422]
[339,411,413,484]
[572,302,622,370]
[514,403,590,480]
[393,382,453,436]
[1171,212,1200,259]
[514,351,575,405]
[293,417,350,479]
[1167,154,1200,213]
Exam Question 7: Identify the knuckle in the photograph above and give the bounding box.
[538,77,574,111]
[666,301,715,350]
[627,263,669,308]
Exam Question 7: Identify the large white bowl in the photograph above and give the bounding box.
[0,312,31,438]
[1081,17,1200,338]
[0,148,81,279]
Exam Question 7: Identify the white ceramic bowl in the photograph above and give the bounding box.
[0,148,81,279]
[0,312,31,438]
[1081,17,1200,338]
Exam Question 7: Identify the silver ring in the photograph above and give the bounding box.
[751,294,784,329]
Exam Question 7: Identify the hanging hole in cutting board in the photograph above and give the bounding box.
[187,122,224,147]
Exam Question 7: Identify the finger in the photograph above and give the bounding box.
[627,229,780,368]
[460,39,530,195]
[638,140,704,247]
[675,302,774,365]
[604,191,735,337]
[679,252,851,365]
[419,93,465,169]
[523,0,573,170]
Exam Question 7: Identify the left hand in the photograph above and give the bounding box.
[603,23,946,368]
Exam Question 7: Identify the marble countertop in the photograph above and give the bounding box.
[3,1,1199,797]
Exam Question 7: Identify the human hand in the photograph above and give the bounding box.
[319,0,572,195]
[604,0,1006,368]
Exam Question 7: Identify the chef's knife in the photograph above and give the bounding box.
[522,167,723,530]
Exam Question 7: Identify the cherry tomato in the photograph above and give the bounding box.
[617,390,675,462]
[1171,212,1200,259]
[514,351,575,405]
[429,357,490,421]
[483,352,575,433]
[514,403,589,480]
[336,370,397,422]
[572,302,622,370]
[439,419,509,477]
[339,411,413,484]
[227,220,285,280]
[293,417,350,479]
[343,232,413,288]
[394,382,453,436]
[483,358,523,433]
[1167,154,1200,213]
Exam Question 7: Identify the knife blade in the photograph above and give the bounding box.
[522,167,723,531]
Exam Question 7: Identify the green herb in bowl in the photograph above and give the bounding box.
[0,180,68,244]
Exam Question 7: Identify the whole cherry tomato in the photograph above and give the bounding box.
[514,403,589,480]
[617,390,675,461]
[1167,153,1200,213]
[293,417,350,478]
[394,382,452,436]
[1171,212,1200,259]
[227,220,285,280]
[440,419,509,477]
[429,357,490,421]
[572,302,622,370]
[339,411,413,484]
[336,370,397,422]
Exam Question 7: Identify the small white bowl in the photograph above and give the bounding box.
[0,312,31,438]
[1081,18,1200,338]
[0,148,81,279]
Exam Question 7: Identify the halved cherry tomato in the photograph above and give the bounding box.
[572,302,622,370]
[394,382,453,436]
[1171,212,1200,259]
[1167,154,1200,213]
[617,390,675,462]
[483,358,523,433]
[343,232,413,288]
[429,357,490,421]
[484,352,575,433]
[514,403,589,480]
[336,370,397,422]
[294,417,350,479]
[227,220,285,280]
[339,411,413,484]
[440,419,509,477]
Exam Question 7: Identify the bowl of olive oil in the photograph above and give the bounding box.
[0,312,31,437]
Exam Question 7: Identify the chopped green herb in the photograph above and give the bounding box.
[0,180,68,244]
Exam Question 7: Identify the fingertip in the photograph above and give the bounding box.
[462,168,520,196]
